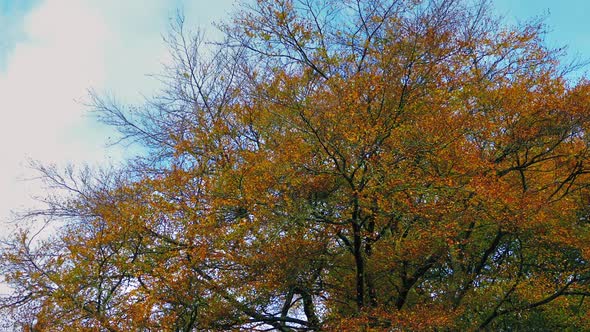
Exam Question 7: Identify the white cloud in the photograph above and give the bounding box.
[0,0,235,228]
[0,0,111,227]
[0,0,107,161]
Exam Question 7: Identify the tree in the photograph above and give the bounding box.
[4,0,590,330]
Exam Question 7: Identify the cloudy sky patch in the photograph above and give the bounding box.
[0,0,233,227]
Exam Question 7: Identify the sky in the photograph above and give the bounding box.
[0,0,588,234]
[494,0,590,74]
[0,0,235,232]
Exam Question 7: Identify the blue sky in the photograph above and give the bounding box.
[494,0,590,75]
[0,0,39,70]
[0,0,588,229]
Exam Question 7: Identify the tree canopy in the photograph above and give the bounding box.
[4,0,590,330]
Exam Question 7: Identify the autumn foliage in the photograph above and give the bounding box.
[4,0,590,330]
